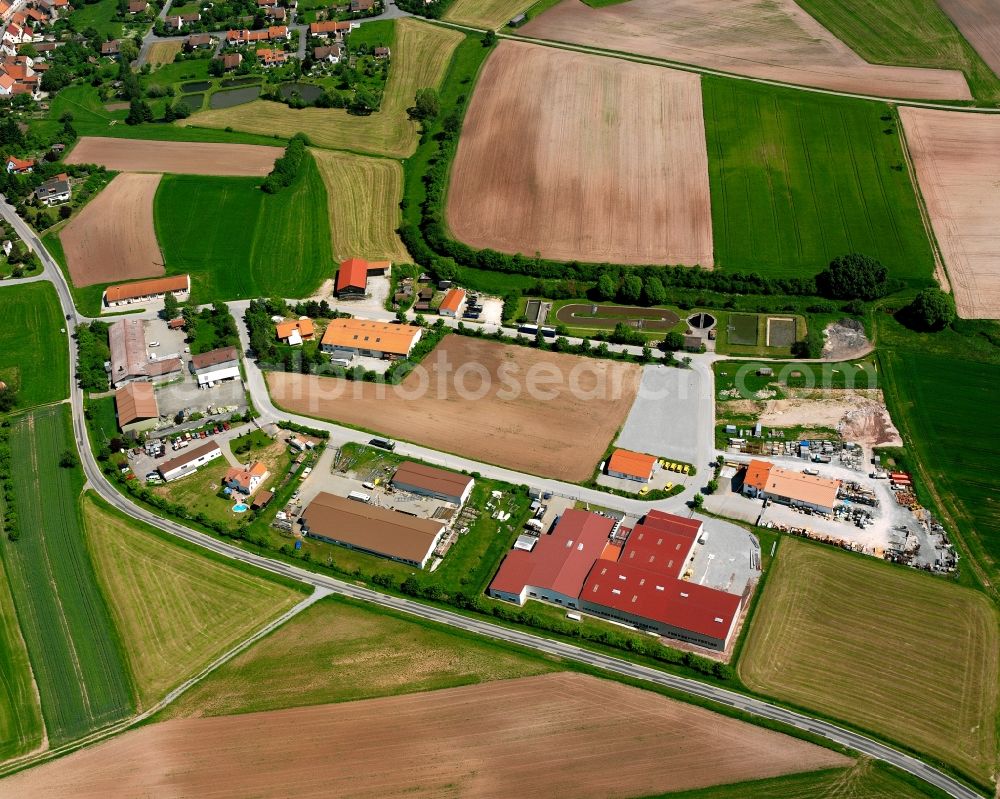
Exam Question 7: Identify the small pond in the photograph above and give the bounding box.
[180,93,205,111]
[221,76,261,88]
[181,80,211,93]
[209,85,262,109]
[279,82,323,102]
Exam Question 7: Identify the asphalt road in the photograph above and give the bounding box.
[0,199,985,799]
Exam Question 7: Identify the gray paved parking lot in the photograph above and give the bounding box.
[616,365,708,465]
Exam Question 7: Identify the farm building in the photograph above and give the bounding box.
[490,509,744,651]
[487,509,617,607]
[299,491,446,569]
[390,461,474,505]
[114,381,159,435]
[34,173,70,205]
[742,459,841,514]
[607,449,657,483]
[223,461,269,495]
[250,489,273,510]
[103,274,190,308]
[438,288,466,318]
[190,346,241,386]
[320,318,421,360]
[158,441,222,482]
[335,257,391,298]
[275,318,315,345]
[108,318,183,387]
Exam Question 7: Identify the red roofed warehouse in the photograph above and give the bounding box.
[438,288,466,318]
[103,274,190,307]
[607,449,657,483]
[487,509,617,608]
[335,257,390,298]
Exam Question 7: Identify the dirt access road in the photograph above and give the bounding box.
[448,41,714,266]
[0,673,849,799]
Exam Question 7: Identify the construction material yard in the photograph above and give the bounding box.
[520,0,971,100]
[448,42,713,266]
[59,173,163,288]
[65,137,282,176]
[268,335,641,482]
[6,673,849,798]
[310,149,409,264]
[81,493,302,709]
[898,107,1000,318]
[739,538,998,785]
[182,20,463,158]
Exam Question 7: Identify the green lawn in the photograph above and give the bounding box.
[702,77,936,287]
[880,345,1000,581]
[162,594,558,719]
[794,0,1000,103]
[69,0,122,37]
[0,282,69,408]
[0,406,134,745]
[154,153,334,303]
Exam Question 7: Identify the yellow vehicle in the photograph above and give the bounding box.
[665,482,674,491]
[682,464,691,475]
[638,486,650,496]
[658,459,667,468]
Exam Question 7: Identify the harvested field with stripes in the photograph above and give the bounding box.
[448,42,713,266]
[2,674,849,798]
[520,0,971,100]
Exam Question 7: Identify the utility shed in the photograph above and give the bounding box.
[391,461,474,505]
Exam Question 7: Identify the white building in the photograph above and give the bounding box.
[158,441,222,482]
[189,346,241,387]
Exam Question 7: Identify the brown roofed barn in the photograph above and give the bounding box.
[391,461,474,505]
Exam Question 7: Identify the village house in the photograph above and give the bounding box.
[220,52,242,70]
[34,172,70,205]
[127,0,148,13]
[275,318,315,345]
[309,19,352,39]
[185,33,213,50]
[4,155,34,174]
[313,43,343,63]
[256,47,287,67]
[223,461,270,495]
[99,39,120,57]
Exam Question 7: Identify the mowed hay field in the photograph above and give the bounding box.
[880,349,1000,580]
[81,494,302,709]
[146,40,182,67]
[899,107,1000,318]
[0,283,68,408]
[703,78,935,285]
[310,149,408,263]
[520,0,971,100]
[739,539,998,784]
[59,173,163,287]
[65,137,282,176]
[795,0,1000,102]
[0,407,134,746]
[8,673,849,798]
[154,153,332,302]
[182,19,463,158]
[448,42,713,266]
[268,335,642,481]
[444,0,533,29]
[166,596,557,718]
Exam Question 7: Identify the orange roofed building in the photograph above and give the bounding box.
[103,275,190,307]
[275,318,315,345]
[607,449,657,483]
[742,458,841,514]
[224,461,269,495]
[320,317,421,360]
[335,257,390,298]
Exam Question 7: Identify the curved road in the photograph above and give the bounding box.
[0,198,986,799]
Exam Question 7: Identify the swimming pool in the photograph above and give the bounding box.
[232,503,249,513]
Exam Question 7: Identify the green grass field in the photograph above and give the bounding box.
[68,0,121,37]
[81,493,302,709]
[163,594,558,718]
[0,406,134,745]
[0,283,69,408]
[154,153,333,303]
[643,759,949,799]
[702,77,935,286]
[794,0,1000,103]
[880,347,1000,581]
[0,554,44,761]
[739,538,998,786]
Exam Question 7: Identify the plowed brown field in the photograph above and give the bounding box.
[521,0,971,101]
[899,107,1000,318]
[65,137,282,175]
[448,41,713,266]
[938,0,1000,78]
[0,674,850,799]
[268,335,641,481]
[60,173,163,287]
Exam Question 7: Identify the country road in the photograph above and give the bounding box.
[0,198,987,799]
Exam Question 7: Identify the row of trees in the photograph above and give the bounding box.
[0,422,19,541]
[262,133,309,193]
[75,322,111,391]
